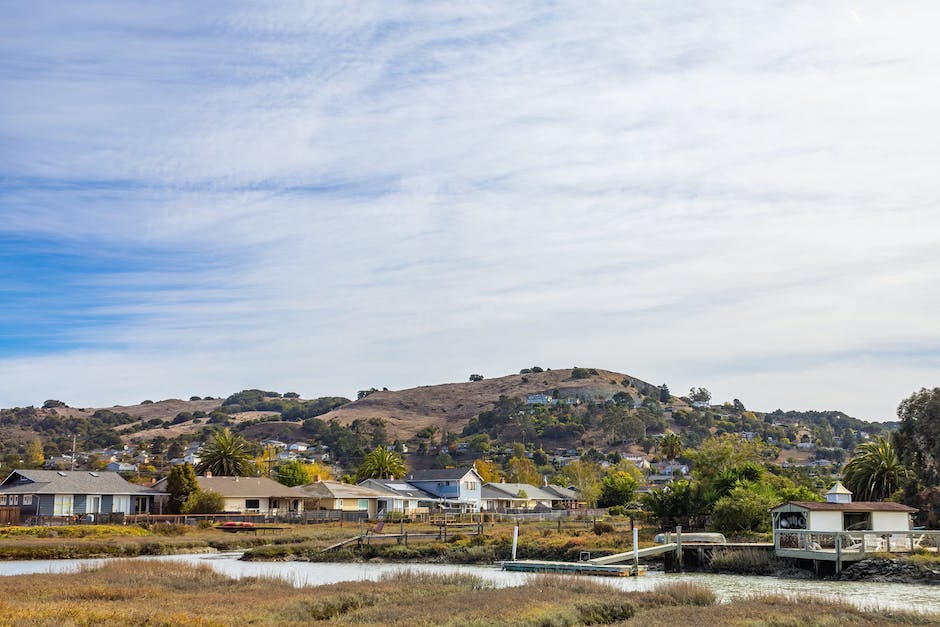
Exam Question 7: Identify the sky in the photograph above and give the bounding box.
[1,2,939,421]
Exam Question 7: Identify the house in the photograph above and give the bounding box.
[105,462,138,473]
[771,481,917,549]
[299,480,386,518]
[540,484,584,509]
[0,469,160,523]
[481,483,557,511]
[288,442,309,453]
[152,475,304,516]
[526,393,553,405]
[358,478,436,517]
[404,467,483,512]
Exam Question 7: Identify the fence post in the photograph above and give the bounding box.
[835,534,842,574]
[676,525,683,573]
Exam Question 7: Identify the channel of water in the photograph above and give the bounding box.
[1,552,938,614]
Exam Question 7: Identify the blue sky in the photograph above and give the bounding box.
[1,2,939,419]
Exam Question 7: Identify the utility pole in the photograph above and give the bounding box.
[70,435,77,471]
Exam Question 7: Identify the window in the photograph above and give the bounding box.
[463,481,477,490]
[53,495,74,516]
[336,499,344,509]
[9,496,17,505]
[0,495,6,505]
[245,499,260,510]
[357,499,369,510]
[23,495,32,505]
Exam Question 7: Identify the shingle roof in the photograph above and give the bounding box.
[194,476,304,499]
[0,469,154,495]
[483,483,557,501]
[540,485,581,500]
[358,479,437,500]
[300,480,387,500]
[774,500,917,513]
[405,467,477,482]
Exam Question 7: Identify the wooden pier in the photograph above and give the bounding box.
[501,560,647,577]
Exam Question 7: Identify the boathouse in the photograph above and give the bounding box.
[771,481,916,535]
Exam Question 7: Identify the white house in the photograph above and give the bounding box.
[771,481,918,556]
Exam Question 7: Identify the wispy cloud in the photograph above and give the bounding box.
[1,2,938,419]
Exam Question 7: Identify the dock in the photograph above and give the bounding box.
[501,560,647,577]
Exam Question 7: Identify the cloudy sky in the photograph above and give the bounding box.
[1,2,938,420]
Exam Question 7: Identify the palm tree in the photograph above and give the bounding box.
[357,447,407,480]
[660,432,682,461]
[195,428,255,477]
[842,436,911,501]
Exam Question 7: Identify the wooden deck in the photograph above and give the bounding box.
[502,560,647,577]
[773,530,940,572]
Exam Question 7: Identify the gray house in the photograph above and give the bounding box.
[404,466,483,512]
[0,469,160,522]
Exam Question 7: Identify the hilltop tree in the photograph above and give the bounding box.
[689,387,712,405]
[659,384,671,403]
[843,436,910,501]
[357,447,406,480]
[166,463,199,514]
[195,429,255,477]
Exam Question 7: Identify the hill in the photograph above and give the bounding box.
[319,368,658,440]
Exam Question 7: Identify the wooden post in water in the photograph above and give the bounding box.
[835,534,842,574]
[632,527,639,576]
[512,525,519,561]
[676,526,683,573]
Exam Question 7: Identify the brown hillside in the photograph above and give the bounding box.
[319,368,656,440]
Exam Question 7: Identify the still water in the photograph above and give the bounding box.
[1,553,937,614]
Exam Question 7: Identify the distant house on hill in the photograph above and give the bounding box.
[526,393,553,405]
[0,469,160,523]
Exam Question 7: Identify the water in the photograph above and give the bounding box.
[2,553,938,614]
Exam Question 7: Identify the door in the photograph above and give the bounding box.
[87,496,101,514]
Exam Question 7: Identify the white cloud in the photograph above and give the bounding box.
[1,1,939,418]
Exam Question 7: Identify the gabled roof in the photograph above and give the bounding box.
[300,480,387,500]
[539,485,582,501]
[772,500,917,513]
[405,467,479,482]
[482,483,557,501]
[152,475,302,499]
[358,479,437,500]
[0,469,154,495]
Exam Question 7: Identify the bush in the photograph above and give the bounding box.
[592,521,615,535]
[608,505,627,516]
[181,490,224,514]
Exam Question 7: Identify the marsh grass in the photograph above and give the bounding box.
[707,547,778,574]
[0,560,936,626]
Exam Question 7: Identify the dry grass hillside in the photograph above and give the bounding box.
[319,368,656,440]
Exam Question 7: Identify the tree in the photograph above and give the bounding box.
[25,438,44,468]
[895,387,940,485]
[710,483,777,533]
[689,387,712,405]
[276,460,333,486]
[474,459,503,483]
[597,471,639,508]
[660,433,682,461]
[506,455,540,485]
[843,436,911,501]
[357,447,406,480]
[687,434,765,487]
[659,384,671,403]
[166,463,199,514]
[181,489,225,514]
[195,428,255,477]
[555,460,602,507]
[469,374,484,382]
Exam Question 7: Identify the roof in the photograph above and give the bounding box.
[482,483,557,501]
[773,500,918,513]
[826,481,852,495]
[405,467,478,482]
[540,485,581,500]
[0,469,155,495]
[152,475,303,499]
[358,479,437,500]
[300,480,387,500]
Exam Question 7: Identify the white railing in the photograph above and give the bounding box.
[774,529,940,554]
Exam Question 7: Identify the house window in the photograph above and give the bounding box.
[463,481,477,490]
[336,499,344,509]
[9,496,17,505]
[357,499,369,510]
[23,495,32,505]
[0,495,6,505]
[53,495,74,516]
[245,499,260,510]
